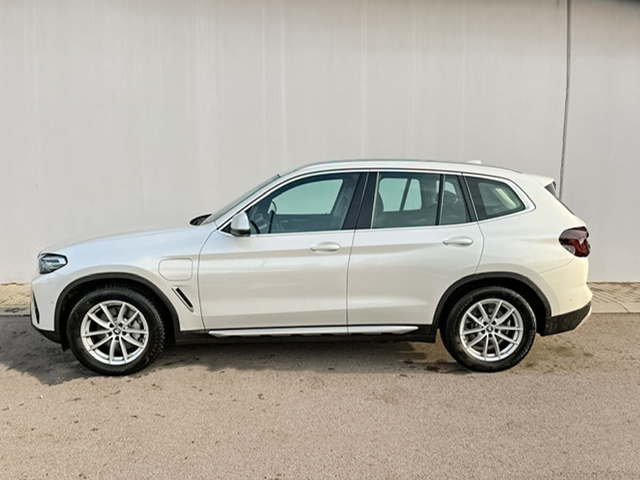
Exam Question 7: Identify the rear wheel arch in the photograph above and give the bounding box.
[434,273,550,335]
[55,273,180,350]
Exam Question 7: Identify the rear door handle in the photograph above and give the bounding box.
[443,236,474,246]
[310,242,341,253]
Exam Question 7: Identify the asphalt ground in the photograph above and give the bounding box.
[1,313,639,480]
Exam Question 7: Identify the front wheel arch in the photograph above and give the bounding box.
[66,284,166,375]
[56,273,179,350]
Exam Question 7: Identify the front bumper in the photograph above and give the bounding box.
[32,321,62,343]
[31,291,62,343]
[539,301,592,336]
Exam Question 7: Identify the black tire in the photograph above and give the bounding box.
[442,287,536,372]
[66,285,166,376]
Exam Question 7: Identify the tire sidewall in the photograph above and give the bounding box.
[67,287,165,376]
[443,287,536,372]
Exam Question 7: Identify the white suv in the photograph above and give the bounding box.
[32,160,592,375]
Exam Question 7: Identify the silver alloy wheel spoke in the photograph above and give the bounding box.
[467,332,487,348]
[122,335,144,348]
[495,306,516,326]
[109,337,117,363]
[494,331,519,344]
[123,328,146,335]
[89,335,112,351]
[117,303,126,324]
[88,312,111,330]
[462,327,485,336]
[491,334,502,360]
[477,303,490,322]
[467,313,484,327]
[82,329,110,338]
[80,300,149,366]
[490,300,503,322]
[495,325,523,332]
[119,337,128,363]
[459,298,524,363]
[100,304,115,324]
[121,311,139,328]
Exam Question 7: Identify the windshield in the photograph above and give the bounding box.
[201,174,280,225]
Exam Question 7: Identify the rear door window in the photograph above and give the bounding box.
[370,172,471,228]
[373,173,440,228]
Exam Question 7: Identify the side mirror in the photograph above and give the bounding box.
[230,212,251,237]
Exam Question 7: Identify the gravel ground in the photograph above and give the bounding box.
[1,313,639,479]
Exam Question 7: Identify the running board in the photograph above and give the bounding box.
[208,325,419,338]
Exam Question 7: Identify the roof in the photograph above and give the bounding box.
[283,158,527,179]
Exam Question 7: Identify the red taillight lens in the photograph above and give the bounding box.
[559,227,590,257]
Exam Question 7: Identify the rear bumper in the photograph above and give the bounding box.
[539,302,591,336]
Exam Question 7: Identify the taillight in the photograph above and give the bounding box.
[559,227,590,257]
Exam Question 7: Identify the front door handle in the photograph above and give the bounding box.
[310,242,341,253]
[443,236,474,246]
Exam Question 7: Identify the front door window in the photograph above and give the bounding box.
[247,173,360,234]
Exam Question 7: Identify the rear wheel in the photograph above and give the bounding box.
[67,285,166,375]
[442,287,536,372]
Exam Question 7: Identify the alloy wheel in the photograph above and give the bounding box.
[80,300,150,366]
[458,298,524,362]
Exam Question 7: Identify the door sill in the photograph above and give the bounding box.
[208,325,419,338]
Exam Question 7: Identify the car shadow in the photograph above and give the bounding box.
[155,337,471,376]
[0,316,91,385]
[1,316,472,385]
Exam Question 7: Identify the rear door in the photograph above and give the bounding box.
[347,170,484,327]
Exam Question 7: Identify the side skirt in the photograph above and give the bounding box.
[174,324,437,345]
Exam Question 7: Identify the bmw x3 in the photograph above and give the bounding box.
[32,160,592,375]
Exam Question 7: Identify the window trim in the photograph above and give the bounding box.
[462,173,535,222]
[217,170,368,236]
[460,175,478,222]
[440,174,473,226]
[359,170,475,230]
[216,168,536,236]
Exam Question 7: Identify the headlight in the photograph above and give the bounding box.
[39,253,68,274]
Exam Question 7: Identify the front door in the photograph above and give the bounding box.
[199,172,363,330]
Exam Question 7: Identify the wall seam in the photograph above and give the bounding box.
[559,0,572,199]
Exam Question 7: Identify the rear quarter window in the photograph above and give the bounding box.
[466,176,526,220]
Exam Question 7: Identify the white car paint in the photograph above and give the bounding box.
[347,221,484,327]
[198,228,354,329]
[31,159,592,374]
[33,226,214,333]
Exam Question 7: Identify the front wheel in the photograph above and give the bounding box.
[67,285,166,376]
[442,287,536,372]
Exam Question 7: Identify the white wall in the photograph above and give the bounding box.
[0,0,637,282]
[563,0,640,281]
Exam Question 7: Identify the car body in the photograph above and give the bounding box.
[31,159,592,375]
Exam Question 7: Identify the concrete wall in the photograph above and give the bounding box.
[563,0,640,281]
[0,0,638,282]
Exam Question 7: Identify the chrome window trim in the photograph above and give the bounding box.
[369,169,475,229]
[462,173,536,222]
[214,167,536,236]
[216,169,369,236]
